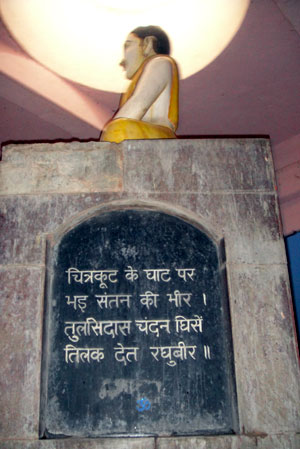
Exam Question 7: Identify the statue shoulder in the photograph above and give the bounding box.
[145,55,176,69]
[143,55,177,80]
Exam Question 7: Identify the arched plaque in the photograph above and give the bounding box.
[40,209,237,437]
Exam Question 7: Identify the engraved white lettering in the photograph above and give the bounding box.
[135,319,170,337]
[124,265,139,282]
[143,268,171,282]
[64,318,131,341]
[175,315,203,333]
[66,295,88,312]
[204,345,211,359]
[65,268,118,289]
[96,294,131,309]
[149,342,197,367]
[175,268,195,282]
[140,291,159,309]
[114,343,139,365]
[64,345,104,363]
[167,290,192,307]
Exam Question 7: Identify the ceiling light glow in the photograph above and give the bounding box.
[0,0,250,92]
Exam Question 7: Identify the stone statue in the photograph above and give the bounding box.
[100,26,179,143]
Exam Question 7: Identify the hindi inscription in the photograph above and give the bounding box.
[40,209,237,437]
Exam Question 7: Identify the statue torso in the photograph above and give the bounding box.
[120,55,179,131]
[142,81,173,129]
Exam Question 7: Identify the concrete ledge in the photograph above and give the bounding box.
[0,139,275,195]
[123,138,275,193]
[157,435,256,449]
[0,438,155,449]
[1,434,299,449]
[0,142,123,194]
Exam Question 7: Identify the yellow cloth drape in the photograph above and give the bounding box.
[100,55,179,143]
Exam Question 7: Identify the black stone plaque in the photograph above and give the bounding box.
[40,209,237,437]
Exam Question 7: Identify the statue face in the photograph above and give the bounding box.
[121,33,145,79]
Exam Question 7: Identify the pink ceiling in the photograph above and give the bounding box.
[0,0,299,235]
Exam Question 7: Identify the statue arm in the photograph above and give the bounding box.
[114,57,172,120]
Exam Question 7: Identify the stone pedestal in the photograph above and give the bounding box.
[0,139,299,448]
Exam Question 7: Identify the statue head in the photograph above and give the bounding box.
[120,25,171,79]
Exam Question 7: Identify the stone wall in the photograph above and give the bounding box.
[0,139,299,448]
